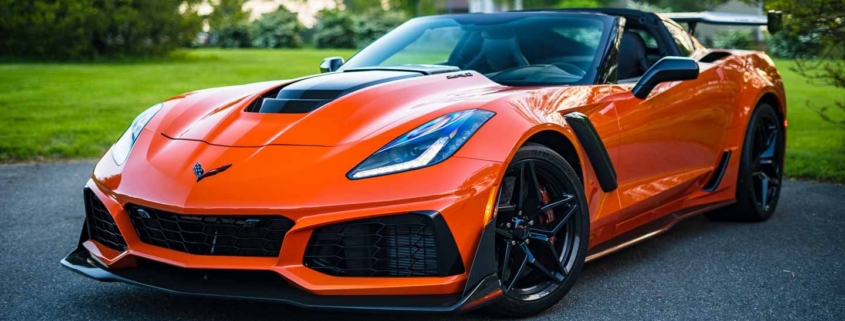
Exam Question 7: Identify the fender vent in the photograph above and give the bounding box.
[703,151,732,192]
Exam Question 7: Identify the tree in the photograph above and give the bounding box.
[764,0,845,128]
[0,0,203,60]
[250,5,305,48]
[208,0,252,48]
[312,9,356,48]
[636,0,732,12]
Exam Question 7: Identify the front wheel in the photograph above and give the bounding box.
[484,144,589,317]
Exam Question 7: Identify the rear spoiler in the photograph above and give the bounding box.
[662,10,783,35]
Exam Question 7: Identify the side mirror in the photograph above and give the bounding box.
[632,57,699,99]
[320,57,344,73]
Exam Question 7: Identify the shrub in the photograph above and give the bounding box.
[207,0,252,48]
[250,6,304,49]
[767,31,823,59]
[712,28,756,50]
[0,0,202,60]
[313,9,356,49]
[214,19,252,48]
[352,10,407,48]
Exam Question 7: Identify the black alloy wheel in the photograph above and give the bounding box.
[486,144,589,317]
[707,103,785,221]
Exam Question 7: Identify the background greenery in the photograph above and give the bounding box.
[0,49,842,182]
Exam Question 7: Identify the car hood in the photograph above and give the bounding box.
[158,70,509,147]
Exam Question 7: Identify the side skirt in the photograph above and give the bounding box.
[584,200,734,262]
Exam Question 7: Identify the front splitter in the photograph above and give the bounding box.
[60,247,501,313]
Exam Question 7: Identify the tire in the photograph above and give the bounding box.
[484,143,590,317]
[706,103,785,222]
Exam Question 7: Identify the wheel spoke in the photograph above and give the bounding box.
[520,243,564,283]
[760,173,770,207]
[500,242,513,282]
[496,228,513,238]
[516,162,526,211]
[537,194,574,214]
[506,251,529,292]
[531,204,578,236]
[528,161,544,204]
[545,239,568,277]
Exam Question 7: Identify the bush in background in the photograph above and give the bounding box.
[208,0,252,48]
[313,9,356,49]
[712,29,756,50]
[0,0,202,60]
[767,31,823,59]
[250,6,304,49]
[214,21,253,48]
[352,10,407,48]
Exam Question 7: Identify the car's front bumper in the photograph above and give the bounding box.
[61,169,505,312]
[60,244,501,312]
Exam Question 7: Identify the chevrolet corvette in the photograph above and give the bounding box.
[62,8,787,316]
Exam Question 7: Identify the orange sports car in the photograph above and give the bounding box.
[62,8,786,316]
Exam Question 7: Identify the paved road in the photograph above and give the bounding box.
[1,162,843,321]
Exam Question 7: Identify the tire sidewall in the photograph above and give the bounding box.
[737,103,785,220]
[489,144,590,316]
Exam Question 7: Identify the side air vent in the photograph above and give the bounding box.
[84,189,128,251]
[304,212,464,277]
[703,151,732,192]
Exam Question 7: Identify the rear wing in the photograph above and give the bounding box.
[662,10,783,35]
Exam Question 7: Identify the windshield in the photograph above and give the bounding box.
[339,13,611,86]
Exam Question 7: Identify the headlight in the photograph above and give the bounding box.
[111,103,162,165]
[348,109,495,179]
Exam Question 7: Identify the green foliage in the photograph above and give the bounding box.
[313,9,406,49]
[313,9,356,49]
[765,0,845,129]
[352,10,408,48]
[626,1,672,13]
[555,0,603,8]
[208,0,252,48]
[0,0,203,60]
[214,21,253,48]
[250,6,305,49]
[712,28,755,50]
[634,0,730,11]
[767,31,823,59]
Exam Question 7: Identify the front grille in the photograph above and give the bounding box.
[84,190,127,251]
[126,205,294,257]
[304,214,461,277]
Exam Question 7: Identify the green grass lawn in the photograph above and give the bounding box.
[1,50,843,182]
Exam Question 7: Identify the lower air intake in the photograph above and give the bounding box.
[126,205,294,257]
[84,190,127,251]
[304,212,464,277]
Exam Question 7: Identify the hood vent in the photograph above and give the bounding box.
[247,70,421,114]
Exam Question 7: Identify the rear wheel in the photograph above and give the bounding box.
[484,144,589,317]
[707,103,785,221]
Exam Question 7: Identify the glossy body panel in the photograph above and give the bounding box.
[71,37,784,303]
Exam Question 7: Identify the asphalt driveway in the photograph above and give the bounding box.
[1,162,843,321]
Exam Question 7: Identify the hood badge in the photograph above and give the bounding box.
[193,162,232,182]
[447,72,473,79]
